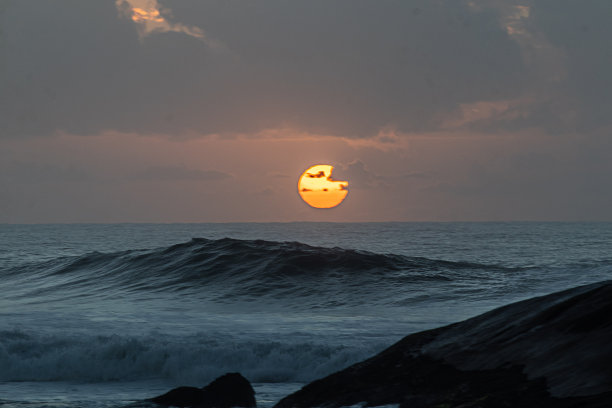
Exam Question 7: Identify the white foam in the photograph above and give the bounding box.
[0,328,383,384]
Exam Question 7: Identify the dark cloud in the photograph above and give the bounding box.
[268,172,290,179]
[257,187,275,196]
[455,0,612,134]
[1,1,219,138]
[336,160,387,189]
[527,0,612,132]
[1,162,95,183]
[2,0,529,139]
[138,165,231,181]
[2,1,610,140]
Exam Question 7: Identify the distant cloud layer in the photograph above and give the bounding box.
[138,165,231,181]
[2,0,610,139]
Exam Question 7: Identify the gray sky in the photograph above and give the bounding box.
[1,0,611,222]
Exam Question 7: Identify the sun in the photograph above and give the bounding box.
[298,164,348,209]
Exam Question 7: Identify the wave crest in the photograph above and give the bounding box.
[3,238,522,307]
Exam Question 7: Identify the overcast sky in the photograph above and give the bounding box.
[1,0,611,222]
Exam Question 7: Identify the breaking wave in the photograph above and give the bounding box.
[0,328,380,384]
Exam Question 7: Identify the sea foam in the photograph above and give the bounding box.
[0,328,382,384]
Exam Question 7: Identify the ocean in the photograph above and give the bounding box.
[1,222,611,407]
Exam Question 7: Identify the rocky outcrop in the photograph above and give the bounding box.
[151,372,256,408]
[274,281,612,408]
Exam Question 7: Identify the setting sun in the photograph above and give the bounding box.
[298,164,348,209]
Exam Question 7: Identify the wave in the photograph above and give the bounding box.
[0,237,539,307]
[0,328,380,384]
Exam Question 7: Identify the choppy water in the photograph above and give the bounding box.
[1,223,611,407]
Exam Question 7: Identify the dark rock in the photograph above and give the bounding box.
[152,387,204,407]
[274,281,612,408]
[151,372,256,408]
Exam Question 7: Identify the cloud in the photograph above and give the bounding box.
[331,159,430,194]
[4,1,603,139]
[254,187,276,197]
[1,0,536,139]
[460,0,612,133]
[2,124,611,222]
[1,162,95,183]
[336,160,388,189]
[267,172,290,179]
[115,0,223,48]
[307,171,326,179]
[138,165,231,181]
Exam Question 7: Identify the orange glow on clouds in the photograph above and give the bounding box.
[298,165,348,209]
[131,7,164,23]
[117,0,207,42]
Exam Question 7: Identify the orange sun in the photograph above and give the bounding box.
[298,164,348,209]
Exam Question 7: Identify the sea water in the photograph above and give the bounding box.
[1,222,611,407]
